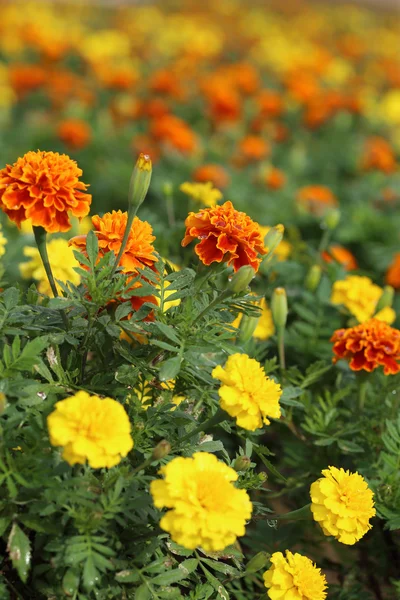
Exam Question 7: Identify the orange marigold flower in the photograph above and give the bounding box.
[322,245,358,271]
[193,164,230,189]
[265,167,286,190]
[227,62,260,95]
[257,89,284,119]
[69,210,157,273]
[182,201,267,272]
[238,136,270,163]
[297,185,338,217]
[201,76,242,123]
[361,137,397,174]
[58,119,92,150]
[331,319,400,375]
[386,253,400,289]
[0,150,91,233]
[149,69,184,99]
[9,64,47,97]
[150,114,197,154]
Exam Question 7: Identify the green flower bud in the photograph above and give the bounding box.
[323,209,340,231]
[152,439,171,460]
[228,266,255,293]
[129,153,152,209]
[376,285,395,312]
[238,313,260,343]
[305,265,322,292]
[263,224,284,256]
[245,551,270,573]
[271,287,288,329]
[163,181,173,196]
[233,456,251,472]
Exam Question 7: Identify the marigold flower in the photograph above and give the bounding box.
[322,244,358,271]
[263,551,327,600]
[0,151,91,233]
[331,275,395,324]
[232,297,275,341]
[310,466,376,545]
[361,136,396,174]
[331,318,400,375]
[47,391,133,468]
[257,89,284,119]
[20,238,80,296]
[135,378,184,411]
[69,210,157,273]
[265,167,286,190]
[182,201,267,272]
[58,118,92,150]
[201,77,242,123]
[192,164,230,189]
[150,452,252,551]
[212,353,281,431]
[9,64,47,97]
[386,253,400,289]
[150,114,197,154]
[238,135,270,163]
[180,181,222,207]
[296,185,338,217]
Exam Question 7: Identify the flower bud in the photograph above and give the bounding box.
[376,285,394,312]
[245,551,270,573]
[152,439,171,460]
[263,224,284,256]
[163,181,173,196]
[323,209,340,231]
[271,287,288,329]
[238,314,260,343]
[305,265,322,292]
[129,153,152,209]
[228,266,255,293]
[233,456,251,472]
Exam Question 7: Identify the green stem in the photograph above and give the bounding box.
[277,327,286,371]
[33,226,69,329]
[131,456,153,476]
[318,228,331,255]
[194,290,230,324]
[111,204,139,278]
[276,503,312,521]
[359,379,368,411]
[177,407,227,446]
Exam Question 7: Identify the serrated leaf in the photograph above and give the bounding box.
[7,524,31,583]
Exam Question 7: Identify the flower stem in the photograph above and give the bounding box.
[33,226,69,329]
[194,290,230,324]
[177,407,227,446]
[359,379,368,411]
[277,326,286,371]
[111,205,138,279]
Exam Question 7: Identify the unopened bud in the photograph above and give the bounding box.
[228,266,255,293]
[152,440,171,460]
[271,288,288,329]
[239,314,260,343]
[0,392,7,415]
[233,456,251,472]
[263,224,284,256]
[129,153,152,209]
[376,285,394,312]
[163,181,173,196]
[245,551,270,574]
[305,265,322,292]
[323,209,340,231]
[258,471,267,482]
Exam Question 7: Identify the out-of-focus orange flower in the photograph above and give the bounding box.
[296,185,338,216]
[238,136,270,163]
[149,69,185,99]
[9,64,47,97]
[96,63,138,90]
[272,122,289,143]
[322,245,358,271]
[201,77,242,123]
[257,89,284,119]
[337,35,366,61]
[150,114,197,154]
[361,137,397,174]
[386,253,400,289]
[46,70,93,108]
[285,70,320,104]
[58,119,92,150]
[193,164,230,189]
[0,151,91,233]
[69,210,157,273]
[182,201,267,272]
[303,92,338,128]
[140,98,170,119]
[131,135,160,163]
[265,167,286,190]
[331,319,400,375]
[226,62,260,95]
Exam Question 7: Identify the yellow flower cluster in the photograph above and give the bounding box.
[19,238,80,296]
[180,182,223,207]
[212,353,282,431]
[263,551,327,600]
[47,391,133,468]
[310,466,376,545]
[150,452,252,551]
[331,275,395,324]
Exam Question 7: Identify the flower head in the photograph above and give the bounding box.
[310,466,376,545]
[69,210,157,273]
[182,201,267,272]
[150,452,252,551]
[296,185,338,217]
[322,244,358,271]
[20,238,80,296]
[331,318,400,375]
[58,118,92,150]
[47,391,133,468]
[180,181,222,207]
[263,551,327,600]
[386,252,400,289]
[361,136,396,174]
[331,275,395,324]
[192,164,230,189]
[150,114,197,154]
[212,353,281,431]
[0,151,91,233]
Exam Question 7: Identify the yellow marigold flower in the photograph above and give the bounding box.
[374,306,396,324]
[150,452,252,551]
[47,391,133,468]
[212,353,281,431]
[0,224,7,257]
[135,379,184,411]
[331,275,395,324]
[19,238,80,296]
[232,297,275,341]
[259,225,292,261]
[180,181,223,207]
[263,551,327,600]
[310,466,376,545]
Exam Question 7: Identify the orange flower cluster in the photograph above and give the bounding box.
[331,319,400,375]
[0,151,91,233]
[182,201,267,272]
